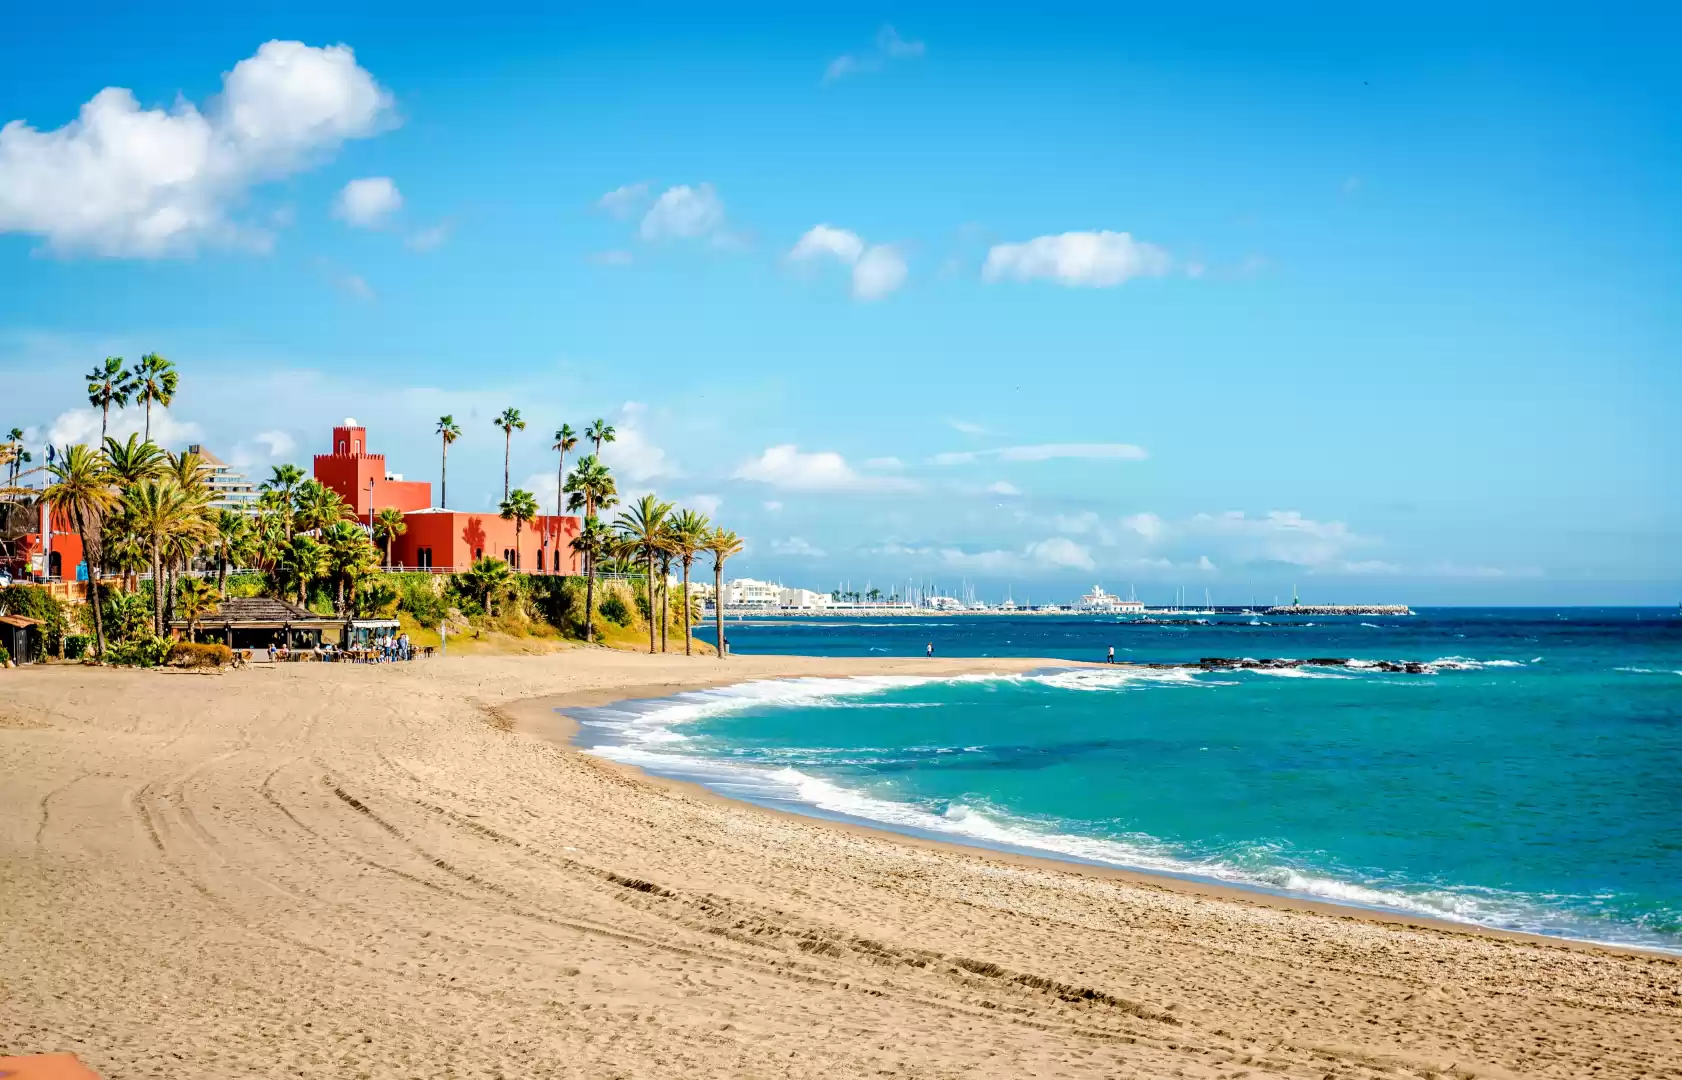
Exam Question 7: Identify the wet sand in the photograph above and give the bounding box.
[3,651,1678,1078]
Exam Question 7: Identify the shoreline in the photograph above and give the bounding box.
[512,665,1669,960]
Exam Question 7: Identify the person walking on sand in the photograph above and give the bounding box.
[926,641,933,658]
[1107,645,1115,664]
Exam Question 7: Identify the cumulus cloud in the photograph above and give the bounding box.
[0,40,395,256]
[1123,512,1164,542]
[932,443,1148,465]
[874,537,1094,574]
[640,184,724,241]
[824,26,926,83]
[1026,537,1096,571]
[788,224,907,300]
[334,176,401,227]
[684,493,723,517]
[253,429,296,458]
[762,500,783,512]
[1183,510,1364,568]
[47,404,200,449]
[983,231,1171,288]
[772,537,826,557]
[734,445,917,492]
[599,402,679,483]
[987,480,1022,496]
[597,181,649,219]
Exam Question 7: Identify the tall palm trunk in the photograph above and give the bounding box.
[217,543,228,597]
[514,520,522,570]
[645,550,657,654]
[584,558,596,644]
[681,558,693,656]
[659,557,669,653]
[151,542,165,637]
[440,437,448,509]
[713,562,725,659]
[100,401,110,444]
[144,399,151,443]
[75,508,106,660]
[555,453,565,519]
[503,433,511,499]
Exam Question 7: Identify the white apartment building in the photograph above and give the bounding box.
[722,577,780,608]
[777,587,832,610]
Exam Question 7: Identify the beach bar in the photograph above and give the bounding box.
[172,596,345,651]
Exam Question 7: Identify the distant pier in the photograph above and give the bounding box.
[1259,605,1412,616]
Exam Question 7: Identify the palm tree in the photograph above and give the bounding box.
[293,480,353,536]
[551,424,577,519]
[261,463,306,537]
[276,534,329,606]
[585,418,616,457]
[101,433,167,489]
[175,577,219,642]
[703,528,744,660]
[613,494,672,655]
[459,555,513,616]
[668,509,711,656]
[657,543,674,653]
[436,415,461,508]
[494,407,525,499]
[569,517,611,643]
[123,479,198,635]
[498,488,539,570]
[213,508,253,595]
[373,507,406,567]
[4,429,29,491]
[86,357,133,444]
[320,521,378,615]
[44,445,118,659]
[131,353,177,444]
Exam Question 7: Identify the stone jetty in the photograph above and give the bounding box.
[1261,605,1413,616]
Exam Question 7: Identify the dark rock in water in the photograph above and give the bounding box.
[1404,662,1428,674]
[1305,658,1351,667]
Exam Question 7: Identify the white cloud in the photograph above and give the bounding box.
[983,231,1171,288]
[406,221,450,251]
[987,480,1022,496]
[1335,559,1401,575]
[762,500,783,512]
[599,402,678,483]
[864,456,905,470]
[947,418,989,435]
[824,26,926,83]
[1026,537,1096,571]
[1184,510,1363,568]
[0,40,395,256]
[788,224,907,301]
[852,245,907,300]
[1123,512,1164,542]
[685,493,723,517]
[334,176,401,227]
[932,443,1148,465]
[597,181,649,219]
[640,184,724,241]
[47,404,200,449]
[734,444,917,492]
[1197,555,1219,572]
[253,429,295,458]
[790,224,864,263]
[772,537,826,557]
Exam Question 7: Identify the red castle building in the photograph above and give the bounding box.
[312,420,581,574]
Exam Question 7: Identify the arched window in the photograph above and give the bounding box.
[353,439,361,453]
[338,440,347,453]
[48,552,62,578]
[536,549,545,572]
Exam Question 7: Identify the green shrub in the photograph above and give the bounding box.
[106,636,172,668]
[0,584,69,656]
[357,580,399,618]
[0,644,10,666]
[101,590,152,644]
[397,576,449,625]
[64,634,94,660]
[168,642,234,669]
[598,593,630,626]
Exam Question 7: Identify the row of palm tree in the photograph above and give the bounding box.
[434,411,618,509]
[86,353,178,443]
[42,434,387,660]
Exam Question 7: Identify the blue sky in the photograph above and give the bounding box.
[2,2,1678,603]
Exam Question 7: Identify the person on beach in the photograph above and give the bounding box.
[926,642,933,658]
[1107,646,1115,664]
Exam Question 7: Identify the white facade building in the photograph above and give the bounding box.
[777,587,832,610]
[722,578,781,608]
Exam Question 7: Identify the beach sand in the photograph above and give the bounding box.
[2,651,1678,1079]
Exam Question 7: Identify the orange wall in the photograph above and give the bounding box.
[314,452,432,516]
[21,509,87,579]
[389,512,581,573]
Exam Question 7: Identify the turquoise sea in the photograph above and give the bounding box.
[571,609,1682,951]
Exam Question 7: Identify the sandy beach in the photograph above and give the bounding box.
[3,651,1678,1079]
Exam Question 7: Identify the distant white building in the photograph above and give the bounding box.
[723,578,780,608]
[778,587,832,610]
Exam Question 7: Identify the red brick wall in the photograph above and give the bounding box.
[388,512,581,573]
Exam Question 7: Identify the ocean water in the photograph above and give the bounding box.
[574,609,1682,951]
